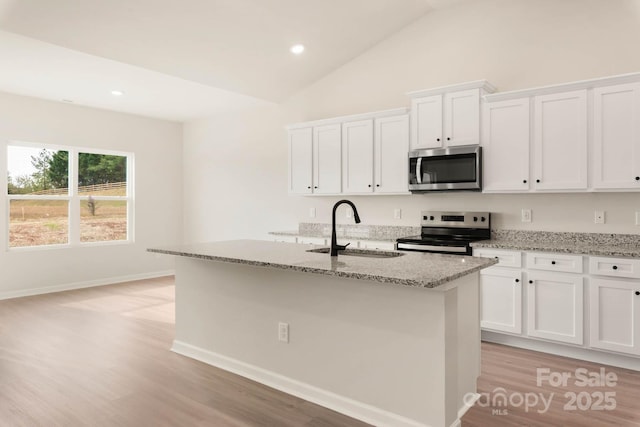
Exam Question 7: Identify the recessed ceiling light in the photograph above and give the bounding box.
[290,44,305,55]
[111,90,124,96]
[61,99,74,103]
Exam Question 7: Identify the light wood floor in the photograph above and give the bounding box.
[1,277,638,426]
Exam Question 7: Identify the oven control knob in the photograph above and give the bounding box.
[481,216,486,222]
[430,216,435,221]
[473,216,478,222]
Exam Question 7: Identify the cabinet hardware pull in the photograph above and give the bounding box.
[536,179,541,183]
[523,180,527,183]
[551,261,556,265]
[636,177,640,181]
[636,291,640,296]
[376,184,380,187]
[368,184,372,188]
[314,186,318,189]
[447,137,451,141]
[613,265,618,270]
[436,138,440,142]
[529,280,533,284]
[515,279,520,283]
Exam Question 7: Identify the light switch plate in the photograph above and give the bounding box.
[394,208,402,220]
[309,207,316,218]
[521,209,532,223]
[636,211,640,226]
[595,211,605,224]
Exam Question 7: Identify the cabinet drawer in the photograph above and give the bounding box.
[589,256,640,279]
[526,252,583,273]
[474,249,522,268]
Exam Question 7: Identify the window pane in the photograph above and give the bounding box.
[80,199,127,243]
[7,146,69,195]
[9,200,69,247]
[78,153,127,196]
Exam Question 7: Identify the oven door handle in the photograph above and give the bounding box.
[396,243,468,253]
[416,158,422,184]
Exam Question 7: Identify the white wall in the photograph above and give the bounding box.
[183,0,640,241]
[0,91,183,297]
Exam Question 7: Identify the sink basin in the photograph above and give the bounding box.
[306,247,405,258]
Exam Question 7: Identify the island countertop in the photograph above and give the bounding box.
[148,239,497,289]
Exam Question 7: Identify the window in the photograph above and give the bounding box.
[7,143,133,249]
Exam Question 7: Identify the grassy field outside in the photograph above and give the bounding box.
[9,195,127,248]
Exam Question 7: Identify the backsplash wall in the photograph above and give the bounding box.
[298,192,640,235]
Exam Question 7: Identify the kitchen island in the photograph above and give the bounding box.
[148,240,497,427]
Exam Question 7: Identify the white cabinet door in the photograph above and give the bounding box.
[374,114,409,193]
[288,128,313,194]
[527,271,583,345]
[592,83,640,190]
[480,268,523,334]
[533,90,588,191]
[444,89,480,146]
[482,98,530,192]
[313,124,342,194]
[411,95,442,150]
[589,278,640,355]
[342,119,374,194]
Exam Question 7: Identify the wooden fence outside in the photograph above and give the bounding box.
[28,181,127,195]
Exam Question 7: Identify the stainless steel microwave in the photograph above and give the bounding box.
[408,145,482,192]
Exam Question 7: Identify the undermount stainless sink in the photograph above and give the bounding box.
[306,247,405,258]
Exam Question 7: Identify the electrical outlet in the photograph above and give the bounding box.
[394,208,402,220]
[521,209,532,223]
[346,207,353,219]
[595,211,605,224]
[309,207,316,218]
[635,211,640,226]
[278,322,289,343]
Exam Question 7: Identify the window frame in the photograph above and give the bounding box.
[6,141,135,251]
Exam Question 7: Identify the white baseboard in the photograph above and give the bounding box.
[482,331,640,371]
[0,270,175,301]
[172,340,438,427]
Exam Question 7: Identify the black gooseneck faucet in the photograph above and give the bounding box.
[330,200,361,257]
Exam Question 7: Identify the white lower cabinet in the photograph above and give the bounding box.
[589,278,640,356]
[526,271,584,345]
[480,267,522,334]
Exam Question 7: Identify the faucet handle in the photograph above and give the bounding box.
[335,242,350,251]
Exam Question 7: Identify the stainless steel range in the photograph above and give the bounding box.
[396,211,491,255]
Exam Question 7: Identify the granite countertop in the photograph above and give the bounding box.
[471,230,640,258]
[148,240,497,289]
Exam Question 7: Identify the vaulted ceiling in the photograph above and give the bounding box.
[0,0,468,120]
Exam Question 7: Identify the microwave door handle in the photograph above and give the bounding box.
[416,158,422,184]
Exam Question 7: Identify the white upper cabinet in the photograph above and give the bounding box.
[374,114,409,193]
[444,89,482,147]
[411,95,442,149]
[342,119,374,194]
[287,108,409,196]
[288,128,313,194]
[533,90,588,191]
[482,98,530,192]
[313,124,342,194]
[408,81,496,150]
[592,82,640,190]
